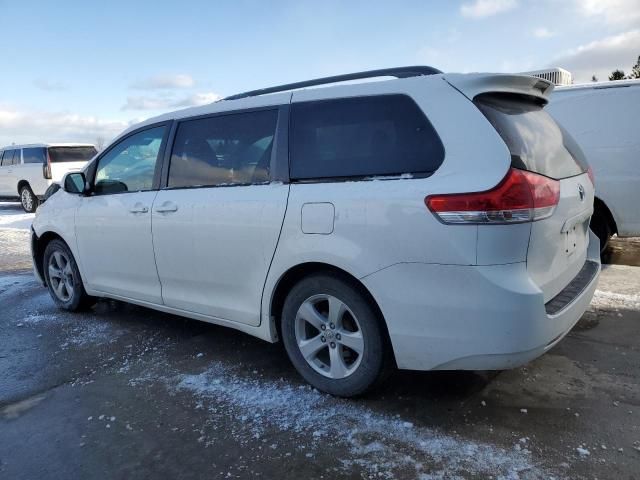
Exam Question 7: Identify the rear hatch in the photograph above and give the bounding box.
[47,146,97,181]
[474,92,594,302]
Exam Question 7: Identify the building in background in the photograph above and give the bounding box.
[522,67,573,86]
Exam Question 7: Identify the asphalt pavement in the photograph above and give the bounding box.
[1,201,638,479]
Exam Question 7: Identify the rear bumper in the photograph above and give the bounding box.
[361,231,601,371]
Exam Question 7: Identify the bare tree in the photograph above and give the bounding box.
[95,136,106,152]
[591,75,598,82]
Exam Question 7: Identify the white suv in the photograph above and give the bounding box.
[31,67,600,396]
[0,143,97,212]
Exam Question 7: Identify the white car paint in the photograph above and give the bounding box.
[548,79,640,237]
[32,71,599,374]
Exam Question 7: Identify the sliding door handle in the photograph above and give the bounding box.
[129,205,149,214]
[155,202,178,213]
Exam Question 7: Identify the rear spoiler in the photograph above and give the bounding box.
[443,73,554,104]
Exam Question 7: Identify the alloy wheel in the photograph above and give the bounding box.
[294,294,365,379]
[48,250,75,302]
[21,188,33,212]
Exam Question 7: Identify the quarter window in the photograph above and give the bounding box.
[23,147,47,164]
[168,109,278,188]
[94,126,166,194]
[290,95,444,180]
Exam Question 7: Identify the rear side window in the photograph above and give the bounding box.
[23,147,47,164]
[48,146,97,163]
[168,109,278,188]
[474,93,588,179]
[290,95,444,180]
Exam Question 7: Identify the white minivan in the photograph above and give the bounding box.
[31,67,600,396]
[548,79,640,250]
[0,143,97,212]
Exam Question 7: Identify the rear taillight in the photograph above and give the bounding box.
[587,166,595,186]
[425,168,560,224]
[43,150,52,179]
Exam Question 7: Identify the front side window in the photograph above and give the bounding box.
[23,147,46,164]
[168,109,278,188]
[94,126,165,194]
[11,150,20,165]
[290,95,445,180]
[1,150,15,167]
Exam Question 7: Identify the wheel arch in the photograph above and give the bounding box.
[268,262,394,360]
[33,231,68,286]
[17,179,30,195]
[594,196,618,235]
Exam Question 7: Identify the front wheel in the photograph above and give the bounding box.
[281,273,392,397]
[20,185,39,213]
[43,239,95,311]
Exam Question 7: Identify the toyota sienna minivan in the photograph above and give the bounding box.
[31,67,600,396]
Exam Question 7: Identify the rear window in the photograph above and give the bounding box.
[474,93,588,179]
[23,147,47,164]
[290,94,444,180]
[48,146,97,163]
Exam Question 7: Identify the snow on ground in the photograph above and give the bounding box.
[0,202,34,231]
[591,264,640,311]
[123,361,551,479]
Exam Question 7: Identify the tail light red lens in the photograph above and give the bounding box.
[425,168,560,224]
[43,150,52,179]
[587,166,595,186]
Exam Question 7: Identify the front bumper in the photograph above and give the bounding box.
[361,232,601,371]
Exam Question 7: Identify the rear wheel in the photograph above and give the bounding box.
[20,185,39,213]
[43,239,95,311]
[590,208,611,253]
[281,273,392,397]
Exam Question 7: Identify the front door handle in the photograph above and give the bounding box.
[129,204,149,214]
[155,201,178,213]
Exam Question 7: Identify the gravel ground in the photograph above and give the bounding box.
[1,201,639,479]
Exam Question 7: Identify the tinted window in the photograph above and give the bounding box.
[168,109,278,188]
[48,146,97,163]
[1,150,15,167]
[94,126,165,194]
[23,147,47,164]
[474,93,588,179]
[12,149,21,165]
[290,95,444,180]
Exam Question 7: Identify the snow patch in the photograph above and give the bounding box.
[170,363,549,479]
[591,289,640,310]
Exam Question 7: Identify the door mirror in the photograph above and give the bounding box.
[63,172,90,194]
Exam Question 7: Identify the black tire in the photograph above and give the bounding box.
[20,184,39,213]
[281,273,392,397]
[590,208,611,254]
[43,239,95,311]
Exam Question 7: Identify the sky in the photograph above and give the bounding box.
[0,0,639,146]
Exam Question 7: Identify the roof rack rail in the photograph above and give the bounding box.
[223,65,442,101]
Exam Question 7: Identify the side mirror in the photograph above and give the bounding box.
[63,172,90,195]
